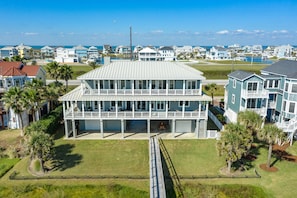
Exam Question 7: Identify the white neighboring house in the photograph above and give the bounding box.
[138,47,159,61]
[88,46,99,58]
[206,46,231,60]
[115,45,131,55]
[252,45,263,54]
[193,46,207,58]
[55,47,79,63]
[273,45,293,59]
[158,46,176,61]
[0,46,18,59]
[41,46,55,58]
[174,46,193,55]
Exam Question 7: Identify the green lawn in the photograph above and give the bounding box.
[202,85,225,96]
[1,129,297,197]
[0,158,20,178]
[42,65,94,79]
[189,64,267,79]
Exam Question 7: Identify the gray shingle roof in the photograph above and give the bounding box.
[261,60,297,78]
[159,46,174,51]
[228,70,254,81]
[78,61,205,80]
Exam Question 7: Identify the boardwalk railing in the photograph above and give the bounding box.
[150,137,166,198]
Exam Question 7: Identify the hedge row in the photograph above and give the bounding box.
[26,105,63,135]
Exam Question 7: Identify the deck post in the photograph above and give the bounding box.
[65,119,69,138]
[147,119,150,138]
[195,119,199,138]
[172,119,175,138]
[121,119,124,139]
[72,119,76,138]
[100,119,104,138]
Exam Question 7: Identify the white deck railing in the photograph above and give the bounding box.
[241,89,269,98]
[83,88,200,95]
[64,110,207,119]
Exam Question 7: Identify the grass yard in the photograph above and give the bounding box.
[189,64,267,79]
[0,158,20,178]
[202,84,225,96]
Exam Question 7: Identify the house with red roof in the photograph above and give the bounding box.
[0,61,46,129]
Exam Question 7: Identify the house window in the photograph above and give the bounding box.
[274,80,279,88]
[187,80,196,89]
[285,83,289,91]
[264,80,267,88]
[247,98,257,108]
[179,101,190,107]
[169,80,175,89]
[233,79,236,88]
[291,84,297,93]
[268,80,273,88]
[247,82,258,91]
[231,94,235,104]
[289,102,295,113]
[283,101,286,111]
[156,101,165,110]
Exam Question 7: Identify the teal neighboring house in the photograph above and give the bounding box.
[225,60,297,143]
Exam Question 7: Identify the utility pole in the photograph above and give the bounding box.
[130,26,133,61]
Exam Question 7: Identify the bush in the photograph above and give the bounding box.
[27,105,63,135]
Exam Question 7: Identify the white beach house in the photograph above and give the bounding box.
[59,60,211,139]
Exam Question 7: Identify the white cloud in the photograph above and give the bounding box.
[194,32,200,35]
[151,30,164,34]
[272,30,288,34]
[24,32,39,36]
[216,30,229,34]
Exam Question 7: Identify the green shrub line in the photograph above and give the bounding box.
[9,171,148,180]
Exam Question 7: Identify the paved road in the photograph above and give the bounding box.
[47,79,228,86]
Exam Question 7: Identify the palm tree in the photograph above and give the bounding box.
[46,61,60,83]
[59,64,73,90]
[217,123,248,173]
[258,124,286,168]
[204,83,217,106]
[2,87,26,136]
[238,110,263,135]
[45,82,65,112]
[27,129,54,173]
[25,79,46,121]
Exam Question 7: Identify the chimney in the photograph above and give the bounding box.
[104,56,111,65]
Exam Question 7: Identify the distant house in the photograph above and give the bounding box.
[206,46,231,60]
[87,46,99,58]
[0,61,46,129]
[174,46,193,55]
[158,46,176,61]
[193,46,207,58]
[16,43,32,59]
[102,45,113,54]
[41,46,54,58]
[115,45,131,55]
[225,60,297,143]
[273,45,293,59]
[55,47,79,63]
[74,45,88,60]
[138,47,159,61]
[0,46,18,59]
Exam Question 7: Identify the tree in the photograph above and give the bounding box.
[59,64,73,90]
[45,82,65,112]
[204,83,217,106]
[238,110,263,135]
[2,87,26,136]
[25,79,46,121]
[88,61,97,69]
[258,124,286,168]
[217,123,249,173]
[46,61,60,82]
[26,128,54,173]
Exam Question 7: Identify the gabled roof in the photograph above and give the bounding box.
[228,70,263,81]
[3,67,26,76]
[261,60,297,78]
[22,65,41,76]
[159,46,174,51]
[78,61,205,80]
[139,47,157,53]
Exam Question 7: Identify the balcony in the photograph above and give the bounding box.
[241,89,269,98]
[64,109,207,120]
[83,88,200,96]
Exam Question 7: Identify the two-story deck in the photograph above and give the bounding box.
[59,61,211,139]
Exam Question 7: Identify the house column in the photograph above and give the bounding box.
[72,120,76,138]
[198,102,201,118]
[98,101,101,118]
[100,119,104,138]
[149,80,152,95]
[82,102,85,117]
[166,80,169,95]
[65,120,69,138]
[182,102,185,118]
[132,101,135,118]
[62,102,66,118]
[183,80,185,95]
[149,101,152,117]
[165,101,168,118]
[132,80,135,95]
[195,119,199,138]
[121,119,124,139]
[172,119,175,138]
[147,119,150,138]
[116,102,118,117]
[98,80,100,95]
[71,102,74,118]
[115,80,118,95]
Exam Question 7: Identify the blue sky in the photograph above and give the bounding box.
[1,0,297,46]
